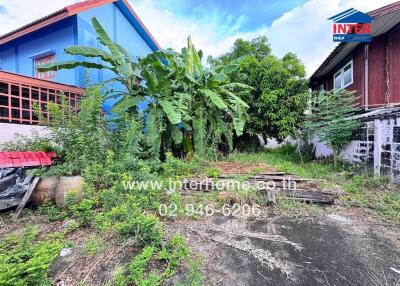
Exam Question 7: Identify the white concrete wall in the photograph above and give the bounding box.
[0,123,50,147]
[313,116,400,181]
[257,134,299,149]
[314,140,373,163]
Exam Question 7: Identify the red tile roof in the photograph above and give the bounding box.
[0,152,57,168]
[0,0,160,49]
[0,71,84,92]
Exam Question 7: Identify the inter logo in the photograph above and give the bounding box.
[328,8,373,42]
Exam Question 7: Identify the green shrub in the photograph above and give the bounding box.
[158,234,190,273]
[174,259,205,286]
[0,131,58,153]
[162,152,198,178]
[204,167,221,179]
[37,202,68,222]
[128,246,158,286]
[69,199,96,226]
[95,197,163,246]
[126,234,191,286]
[0,227,63,286]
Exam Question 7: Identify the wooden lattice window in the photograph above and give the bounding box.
[35,55,55,80]
[0,80,83,125]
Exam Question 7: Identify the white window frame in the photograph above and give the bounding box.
[333,59,353,90]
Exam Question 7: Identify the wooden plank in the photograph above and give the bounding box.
[277,188,337,204]
[247,175,325,182]
[12,177,40,220]
[219,172,287,178]
[0,197,21,211]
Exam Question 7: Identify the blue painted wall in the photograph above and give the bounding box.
[0,0,156,90]
[0,18,77,85]
[76,2,154,112]
[0,47,17,72]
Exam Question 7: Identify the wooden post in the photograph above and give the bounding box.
[374,119,382,177]
[12,177,40,221]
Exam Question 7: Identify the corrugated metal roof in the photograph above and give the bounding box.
[352,106,400,120]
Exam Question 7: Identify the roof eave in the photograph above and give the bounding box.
[118,0,161,51]
[310,1,400,82]
[0,0,161,51]
[0,10,69,45]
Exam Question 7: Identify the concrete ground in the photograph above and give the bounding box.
[167,208,400,286]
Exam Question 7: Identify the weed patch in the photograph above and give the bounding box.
[0,227,65,286]
[228,146,400,225]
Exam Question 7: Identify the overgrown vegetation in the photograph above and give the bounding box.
[0,226,71,286]
[210,36,309,147]
[0,12,397,286]
[229,145,400,225]
[0,83,204,285]
[39,17,251,159]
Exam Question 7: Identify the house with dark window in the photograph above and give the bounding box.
[0,0,159,143]
[310,1,400,180]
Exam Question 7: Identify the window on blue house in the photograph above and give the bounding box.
[34,54,55,80]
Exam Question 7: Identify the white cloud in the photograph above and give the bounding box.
[0,0,397,76]
[132,0,396,76]
[0,0,78,36]
[264,0,396,76]
[129,0,245,58]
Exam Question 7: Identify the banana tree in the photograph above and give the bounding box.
[38,17,251,158]
[38,17,142,100]
[111,36,251,156]
[156,37,252,155]
[37,17,187,156]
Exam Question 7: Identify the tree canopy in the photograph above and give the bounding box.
[303,89,361,164]
[210,36,309,142]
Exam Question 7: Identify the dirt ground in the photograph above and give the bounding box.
[1,159,399,286]
[2,205,399,286]
[165,207,400,286]
[207,162,277,174]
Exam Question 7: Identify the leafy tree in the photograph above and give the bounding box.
[211,36,271,63]
[39,18,250,158]
[302,89,361,165]
[210,36,309,144]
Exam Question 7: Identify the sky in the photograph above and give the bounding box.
[0,0,397,76]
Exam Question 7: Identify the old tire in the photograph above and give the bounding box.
[31,176,59,206]
[55,176,84,207]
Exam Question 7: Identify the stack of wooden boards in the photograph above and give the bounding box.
[182,172,340,205]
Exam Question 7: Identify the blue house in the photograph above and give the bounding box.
[0,0,159,125]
